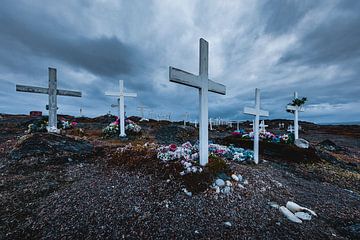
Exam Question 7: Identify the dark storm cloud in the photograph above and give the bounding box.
[0,0,359,123]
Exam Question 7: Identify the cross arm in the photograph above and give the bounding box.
[243,107,269,117]
[286,105,304,112]
[16,85,48,94]
[124,93,137,97]
[169,67,226,95]
[57,89,82,97]
[105,92,119,97]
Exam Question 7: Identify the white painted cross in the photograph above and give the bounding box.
[287,124,295,133]
[182,112,189,126]
[137,105,148,119]
[259,120,268,134]
[194,119,198,128]
[169,38,226,166]
[209,118,213,130]
[243,88,269,164]
[286,92,304,140]
[105,80,137,138]
[16,67,82,133]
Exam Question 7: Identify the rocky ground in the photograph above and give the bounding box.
[0,114,359,239]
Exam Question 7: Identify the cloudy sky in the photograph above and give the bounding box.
[0,0,359,123]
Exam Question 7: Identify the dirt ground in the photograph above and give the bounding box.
[0,114,359,239]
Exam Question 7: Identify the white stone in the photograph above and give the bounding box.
[295,212,312,221]
[222,186,231,194]
[224,221,232,227]
[243,88,269,164]
[215,179,225,187]
[237,183,245,189]
[226,180,232,187]
[294,138,309,149]
[105,80,137,138]
[169,38,226,166]
[215,186,220,194]
[16,67,82,133]
[183,188,192,197]
[279,206,302,223]
[286,201,317,216]
[237,174,243,182]
[231,174,239,182]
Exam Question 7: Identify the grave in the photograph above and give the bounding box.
[169,38,226,165]
[243,88,269,164]
[286,92,305,139]
[105,80,137,138]
[16,67,82,133]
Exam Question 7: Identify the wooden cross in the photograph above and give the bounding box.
[286,92,304,140]
[244,88,269,164]
[169,38,226,166]
[16,67,81,132]
[105,80,137,138]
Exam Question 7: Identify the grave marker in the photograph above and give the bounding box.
[243,88,269,164]
[286,92,304,139]
[105,80,137,138]
[169,38,226,166]
[16,67,82,132]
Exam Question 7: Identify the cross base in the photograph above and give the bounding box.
[119,135,128,141]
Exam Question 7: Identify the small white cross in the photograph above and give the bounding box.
[286,92,304,140]
[244,88,269,164]
[105,80,137,138]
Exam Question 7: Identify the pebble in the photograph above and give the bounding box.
[215,179,225,187]
[222,186,231,194]
[224,221,232,227]
[183,188,192,197]
[231,174,239,181]
[226,180,232,187]
[238,184,245,189]
[215,186,220,194]
[279,206,302,223]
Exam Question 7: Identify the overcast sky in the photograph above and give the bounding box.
[0,0,359,123]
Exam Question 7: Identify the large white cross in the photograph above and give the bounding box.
[105,80,137,138]
[286,92,304,140]
[243,88,269,164]
[169,38,226,166]
[16,67,81,133]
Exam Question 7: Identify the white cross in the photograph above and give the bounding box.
[209,118,213,130]
[169,38,226,166]
[16,67,81,133]
[286,92,304,140]
[137,105,148,118]
[182,112,189,126]
[194,119,198,128]
[287,124,295,133]
[243,88,269,164]
[259,120,268,134]
[105,80,137,138]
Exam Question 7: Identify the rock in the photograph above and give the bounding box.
[222,186,231,194]
[214,186,220,194]
[237,183,245,189]
[279,206,302,223]
[295,212,312,221]
[294,138,309,149]
[237,175,243,182]
[318,139,343,152]
[286,201,317,216]
[182,188,192,197]
[268,202,280,209]
[226,180,232,187]
[215,179,225,187]
[9,133,93,161]
[231,174,239,181]
[224,221,232,227]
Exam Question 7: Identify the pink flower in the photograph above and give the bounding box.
[71,121,78,127]
[169,144,177,152]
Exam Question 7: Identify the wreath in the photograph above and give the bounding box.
[286,97,307,114]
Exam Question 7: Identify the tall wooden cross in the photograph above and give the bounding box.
[169,38,226,166]
[16,67,81,132]
[286,92,304,140]
[105,80,137,138]
[244,88,269,164]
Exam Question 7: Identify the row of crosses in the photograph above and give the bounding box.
[16,38,304,166]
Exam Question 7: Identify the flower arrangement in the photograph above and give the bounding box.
[286,97,307,114]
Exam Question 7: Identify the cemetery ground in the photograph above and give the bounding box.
[0,115,359,239]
